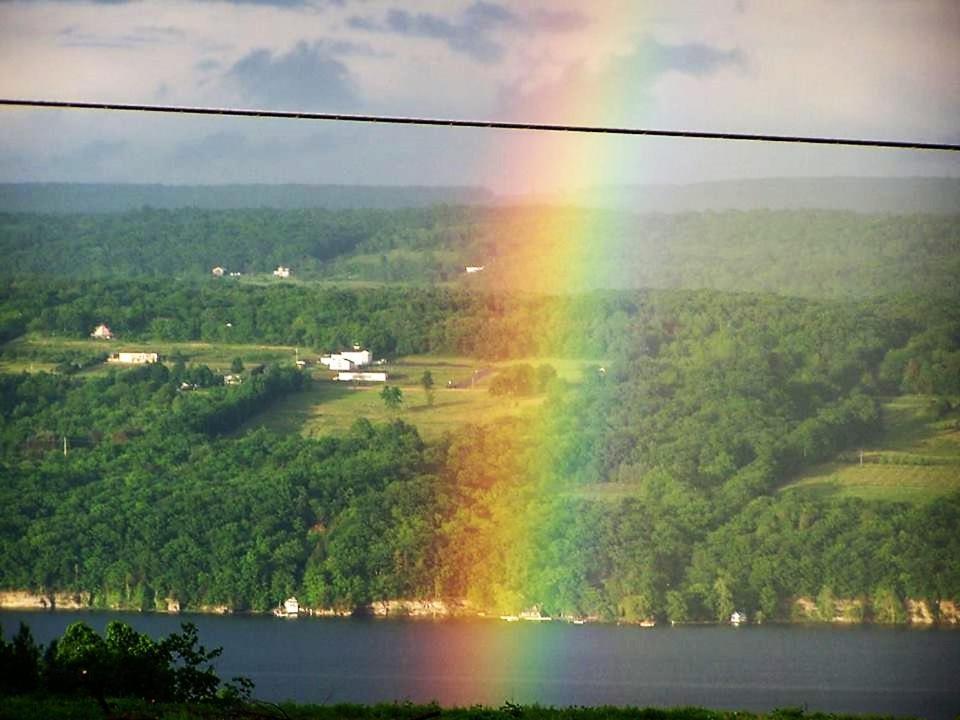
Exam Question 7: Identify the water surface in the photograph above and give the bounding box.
[3,611,958,719]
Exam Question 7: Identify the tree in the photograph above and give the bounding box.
[420,370,435,406]
[230,357,244,374]
[380,385,403,411]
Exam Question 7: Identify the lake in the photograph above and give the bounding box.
[2,611,959,718]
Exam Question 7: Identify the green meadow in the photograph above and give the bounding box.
[241,355,597,442]
[0,334,299,375]
[0,335,601,443]
[782,395,960,503]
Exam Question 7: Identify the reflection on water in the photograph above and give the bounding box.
[3,611,959,719]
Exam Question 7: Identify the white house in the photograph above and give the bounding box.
[465,265,485,274]
[320,347,372,370]
[273,266,291,278]
[730,611,747,625]
[320,355,354,371]
[336,371,387,383]
[90,323,113,340]
[340,348,372,367]
[107,352,159,364]
[211,266,225,277]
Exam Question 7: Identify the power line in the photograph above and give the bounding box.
[1,98,958,152]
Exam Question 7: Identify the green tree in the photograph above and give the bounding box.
[380,385,403,411]
[230,357,244,374]
[817,585,836,621]
[420,370,435,406]
[713,577,734,622]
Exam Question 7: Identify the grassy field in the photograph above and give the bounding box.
[240,355,597,442]
[0,334,300,375]
[0,334,601,442]
[782,395,960,503]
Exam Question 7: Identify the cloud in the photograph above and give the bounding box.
[348,1,586,63]
[226,41,359,109]
[171,131,247,164]
[44,139,128,180]
[57,24,186,49]
[647,39,745,76]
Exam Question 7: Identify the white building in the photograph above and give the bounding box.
[465,265,485,274]
[336,371,387,383]
[107,352,159,364]
[211,266,225,277]
[273,266,291,278]
[90,323,113,340]
[320,347,372,370]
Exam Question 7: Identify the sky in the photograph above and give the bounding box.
[0,0,958,192]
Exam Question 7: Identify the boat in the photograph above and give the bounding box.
[500,615,519,622]
[519,606,552,622]
[274,596,300,618]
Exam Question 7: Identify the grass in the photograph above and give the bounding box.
[0,696,918,720]
[0,334,299,375]
[782,395,960,504]
[1,334,603,443]
[241,356,600,442]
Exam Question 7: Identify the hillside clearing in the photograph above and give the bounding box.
[782,395,960,503]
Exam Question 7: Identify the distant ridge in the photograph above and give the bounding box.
[0,177,957,214]
[568,177,960,214]
[0,183,495,213]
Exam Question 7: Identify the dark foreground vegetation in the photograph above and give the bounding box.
[0,620,250,716]
[0,697,925,720]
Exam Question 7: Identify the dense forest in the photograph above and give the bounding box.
[1,207,958,299]
[1,269,958,621]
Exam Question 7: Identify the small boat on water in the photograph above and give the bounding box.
[274,596,300,618]
[500,615,519,622]
[519,606,552,622]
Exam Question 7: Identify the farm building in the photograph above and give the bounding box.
[107,352,159,364]
[336,371,387,383]
[320,346,372,370]
[211,266,225,277]
[465,265,485,274]
[273,266,291,278]
[90,323,113,340]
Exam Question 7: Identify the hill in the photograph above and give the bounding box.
[1,206,957,300]
[0,183,494,213]
[1,177,957,214]
[566,176,960,214]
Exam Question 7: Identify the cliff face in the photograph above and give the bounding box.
[0,590,91,610]
[790,596,959,625]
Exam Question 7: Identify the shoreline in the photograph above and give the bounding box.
[1,590,957,627]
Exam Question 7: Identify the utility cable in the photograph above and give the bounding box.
[1,98,958,152]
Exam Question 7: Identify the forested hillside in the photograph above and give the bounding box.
[0,207,957,299]
[1,277,958,620]
[0,183,493,213]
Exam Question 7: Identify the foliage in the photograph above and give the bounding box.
[0,620,248,704]
[1,275,959,620]
[380,385,404,410]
